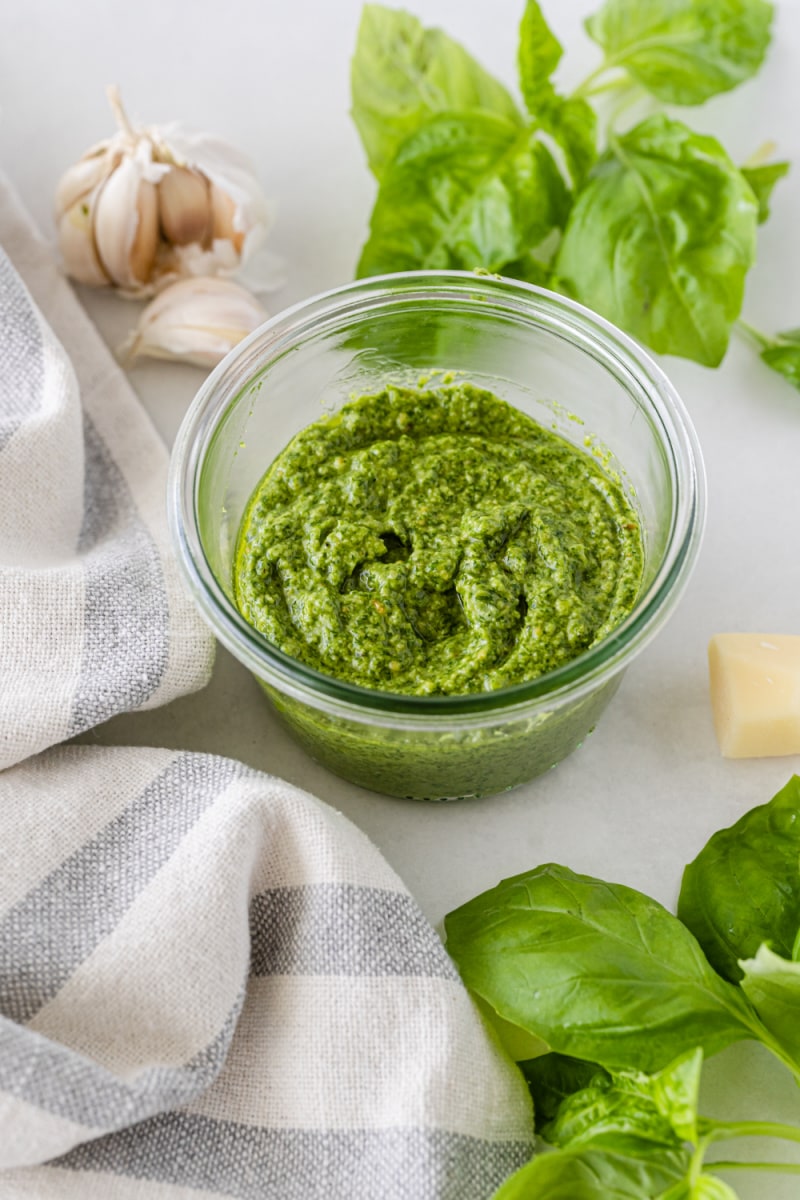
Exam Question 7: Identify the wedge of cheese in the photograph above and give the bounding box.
[709,633,800,758]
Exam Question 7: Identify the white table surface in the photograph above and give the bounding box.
[3,1,800,1193]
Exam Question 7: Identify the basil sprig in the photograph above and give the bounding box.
[445,777,800,1198]
[351,0,797,390]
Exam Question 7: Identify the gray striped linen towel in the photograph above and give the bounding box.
[0,745,534,1197]
[0,176,215,770]
[0,180,535,1198]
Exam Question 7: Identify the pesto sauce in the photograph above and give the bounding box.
[234,382,643,696]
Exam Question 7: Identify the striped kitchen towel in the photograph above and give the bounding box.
[0,177,215,770]
[0,745,534,1198]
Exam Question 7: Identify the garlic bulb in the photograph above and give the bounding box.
[55,87,269,296]
[119,276,267,367]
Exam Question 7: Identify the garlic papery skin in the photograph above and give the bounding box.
[119,277,268,368]
[54,88,270,296]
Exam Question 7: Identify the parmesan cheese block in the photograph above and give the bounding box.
[709,634,800,758]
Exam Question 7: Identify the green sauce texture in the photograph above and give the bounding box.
[234,382,643,696]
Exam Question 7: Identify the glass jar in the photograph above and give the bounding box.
[169,272,705,800]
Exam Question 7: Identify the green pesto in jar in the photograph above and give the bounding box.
[233,381,643,696]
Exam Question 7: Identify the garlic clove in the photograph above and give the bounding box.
[158,166,211,246]
[129,180,160,285]
[93,154,160,292]
[119,276,267,368]
[57,197,110,287]
[54,143,115,220]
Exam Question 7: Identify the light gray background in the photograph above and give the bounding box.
[2,0,800,1192]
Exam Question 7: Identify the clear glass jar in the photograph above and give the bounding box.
[169,272,705,800]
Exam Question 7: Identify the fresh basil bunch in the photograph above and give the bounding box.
[351,0,800,390]
[445,776,800,1197]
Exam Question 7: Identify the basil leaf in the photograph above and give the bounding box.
[491,1144,690,1199]
[739,944,800,1063]
[541,1050,702,1153]
[556,115,758,366]
[520,1053,610,1122]
[444,863,760,1074]
[585,0,773,106]
[543,1084,682,1153]
[518,1,597,188]
[356,113,570,278]
[351,4,522,179]
[640,1048,701,1145]
[741,160,790,223]
[518,0,562,114]
[678,776,800,981]
[540,98,598,190]
[761,336,800,391]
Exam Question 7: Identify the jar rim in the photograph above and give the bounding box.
[168,270,706,727]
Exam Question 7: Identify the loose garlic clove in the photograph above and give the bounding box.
[93,154,160,292]
[119,276,267,368]
[57,197,110,287]
[158,166,211,246]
